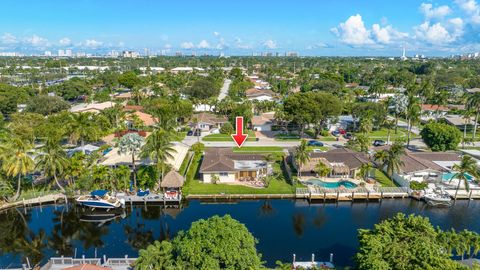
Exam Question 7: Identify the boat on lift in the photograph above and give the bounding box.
[424,187,452,207]
[76,190,125,209]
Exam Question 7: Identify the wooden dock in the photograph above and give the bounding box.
[296,186,410,202]
[187,193,296,200]
[0,193,67,212]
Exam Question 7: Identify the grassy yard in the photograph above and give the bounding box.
[232,146,284,153]
[306,146,330,152]
[372,169,397,187]
[274,133,301,141]
[202,130,256,142]
[184,148,301,195]
[359,128,420,140]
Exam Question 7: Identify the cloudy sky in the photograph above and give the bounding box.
[2,0,480,56]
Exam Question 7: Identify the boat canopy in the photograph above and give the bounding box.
[91,190,108,197]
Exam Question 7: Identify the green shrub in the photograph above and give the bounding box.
[409,181,427,190]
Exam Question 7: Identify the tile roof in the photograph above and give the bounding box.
[193,112,228,125]
[199,148,265,172]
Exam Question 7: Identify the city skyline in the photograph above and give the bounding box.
[2,0,480,56]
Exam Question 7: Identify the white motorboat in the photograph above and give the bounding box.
[423,187,452,207]
[76,190,125,209]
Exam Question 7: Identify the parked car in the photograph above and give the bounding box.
[307,140,324,147]
[338,128,347,135]
[331,130,341,137]
[344,133,353,140]
[187,130,193,136]
[373,140,386,146]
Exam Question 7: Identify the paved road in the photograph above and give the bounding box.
[217,79,231,101]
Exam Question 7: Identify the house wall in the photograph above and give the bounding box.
[202,172,236,183]
[198,122,212,131]
[248,96,274,102]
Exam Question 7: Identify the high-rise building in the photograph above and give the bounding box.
[122,50,139,58]
[65,49,73,57]
[44,51,52,56]
[58,49,65,57]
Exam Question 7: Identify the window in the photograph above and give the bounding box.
[219,172,228,176]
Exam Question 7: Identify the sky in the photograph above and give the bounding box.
[2,0,480,56]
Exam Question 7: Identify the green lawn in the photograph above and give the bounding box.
[372,169,397,187]
[274,133,301,141]
[184,151,301,195]
[358,128,420,140]
[202,131,256,142]
[232,146,284,153]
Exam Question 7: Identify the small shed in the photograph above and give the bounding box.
[160,170,185,190]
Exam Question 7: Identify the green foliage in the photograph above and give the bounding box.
[48,78,91,100]
[184,77,220,100]
[0,83,32,115]
[409,181,427,190]
[220,122,234,134]
[25,95,70,115]
[356,213,472,270]
[118,71,140,89]
[421,122,462,151]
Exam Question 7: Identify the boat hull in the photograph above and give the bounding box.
[77,200,119,209]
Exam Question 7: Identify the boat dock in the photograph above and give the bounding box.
[40,255,136,270]
[0,193,67,212]
[116,192,181,204]
[296,186,410,202]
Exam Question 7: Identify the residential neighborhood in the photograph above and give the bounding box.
[4,0,480,269]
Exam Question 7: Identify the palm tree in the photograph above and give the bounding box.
[467,92,480,140]
[463,109,474,149]
[134,240,176,270]
[358,163,372,181]
[140,128,176,184]
[374,141,405,177]
[314,161,331,179]
[294,139,310,178]
[35,137,69,193]
[451,155,479,199]
[406,96,421,147]
[0,136,34,201]
[118,133,145,190]
[390,94,408,134]
[383,119,396,145]
[68,112,101,152]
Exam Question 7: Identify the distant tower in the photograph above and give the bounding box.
[400,45,407,61]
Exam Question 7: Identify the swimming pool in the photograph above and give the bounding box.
[306,179,358,189]
[442,172,473,181]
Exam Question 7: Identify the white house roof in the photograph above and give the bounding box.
[70,101,116,113]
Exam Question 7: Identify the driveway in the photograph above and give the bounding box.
[217,79,231,101]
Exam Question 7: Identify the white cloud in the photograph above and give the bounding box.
[24,34,48,46]
[332,14,407,46]
[181,41,195,49]
[1,33,17,44]
[263,39,277,49]
[198,40,210,49]
[213,31,220,37]
[59,37,71,46]
[306,42,331,49]
[331,14,374,45]
[164,43,172,49]
[414,18,464,44]
[118,41,125,47]
[84,39,103,47]
[420,3,451,19]
[455,0,480,24]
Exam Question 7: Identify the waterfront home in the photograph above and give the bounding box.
[192,112,228,132]
[443,114,475,130]
[252,112,275,131]
[420,104,449,120]
[390,151,462,187]
[199,148,271,183]
[126,111,157,127]
[298,148,369,179]
[70,101,116,114]
[245,88,277,101]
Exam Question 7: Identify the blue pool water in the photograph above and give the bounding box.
[307,179,358,189]
[442,172,473,181]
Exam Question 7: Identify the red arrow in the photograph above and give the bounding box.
[231,116,248,148]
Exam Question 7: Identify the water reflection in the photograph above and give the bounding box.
[2,200,480,268]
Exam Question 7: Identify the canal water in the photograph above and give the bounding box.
[1,199,480,268]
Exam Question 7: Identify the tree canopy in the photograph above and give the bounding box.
[421,121,462,151]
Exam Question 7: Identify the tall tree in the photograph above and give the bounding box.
[118,133,144,190]
[374,141,405,177]
[140,128,176,184]
[451,155,479,199]
[295,139,310,178]
[0,136,34,201]
[467,92,480,140]
[35,137,69,193]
